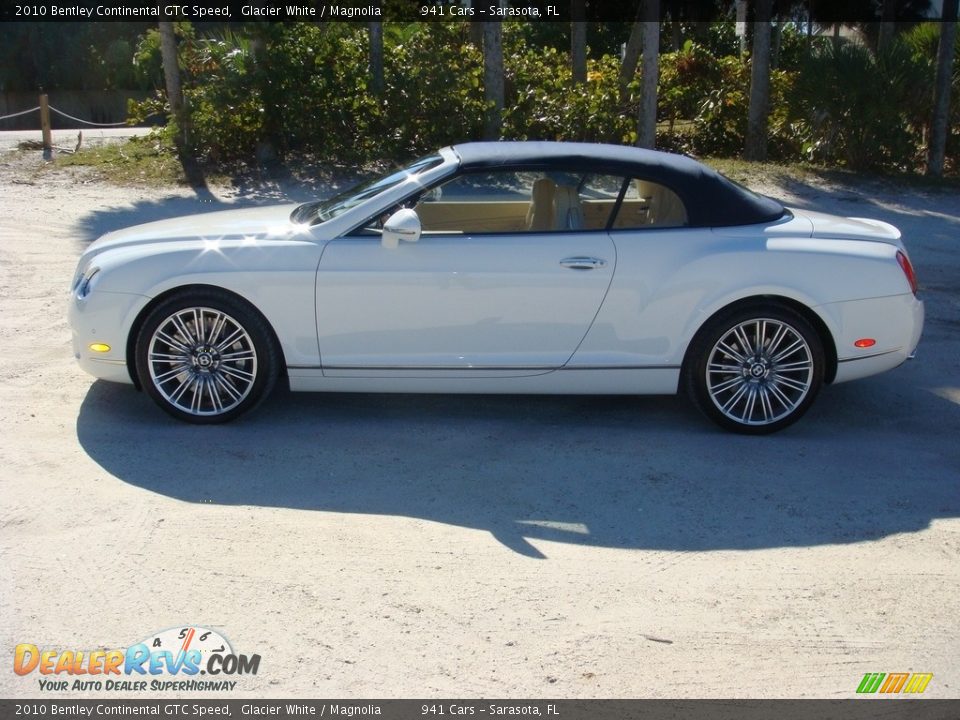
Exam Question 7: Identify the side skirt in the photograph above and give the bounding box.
[286,366,680,395]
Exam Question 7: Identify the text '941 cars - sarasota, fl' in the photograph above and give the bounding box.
[69,142,923,434]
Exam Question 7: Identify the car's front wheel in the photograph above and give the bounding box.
[686,305,825,434]
[135,290,279,423]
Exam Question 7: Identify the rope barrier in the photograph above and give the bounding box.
[0,102,154,128]
[0,106,41,121]
[48,106,129,127]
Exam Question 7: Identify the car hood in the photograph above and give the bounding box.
[788,208,904,249]
[88,203,303,254]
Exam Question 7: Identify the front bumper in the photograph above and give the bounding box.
[68,289,148,385]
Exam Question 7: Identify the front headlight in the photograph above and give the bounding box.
[71,263,87,292]
[76,267,101,299]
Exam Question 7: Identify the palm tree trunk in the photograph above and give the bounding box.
[620,10,644,99]
[637,3,660,150]
[482,21,504,140]
[745,3,772,162]
[771,18,781,69]
[737,0,748,57]
[571,0,587,85]
[369,20,384,97]
[927,0,957,177]
[468,12,484,49]
[158,21,185,152]
[670,19,682,51]
[878,0,897,53]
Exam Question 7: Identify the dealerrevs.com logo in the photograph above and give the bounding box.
[13,626,260,692]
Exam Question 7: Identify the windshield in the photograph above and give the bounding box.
[291,154,444,225]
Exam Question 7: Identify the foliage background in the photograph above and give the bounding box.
[1,21,956,174]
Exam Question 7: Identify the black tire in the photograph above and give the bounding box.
[134,289,279,424]
[685,304,825,435]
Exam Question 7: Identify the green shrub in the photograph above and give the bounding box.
[381,23,486,156]
[127,21,953,175]
[502,44,634,144]
[262,24,381,160]
[131,23,266,161]
[659,41,724,126]
[690,54,797,160]
[131,22,491,164]
[789,40,928,171]
[902,22,960,172]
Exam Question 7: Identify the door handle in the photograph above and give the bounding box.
[560,256,607,270]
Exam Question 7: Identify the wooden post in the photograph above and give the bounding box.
[39,92,52,159]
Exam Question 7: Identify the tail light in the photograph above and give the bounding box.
[896,250,918,296]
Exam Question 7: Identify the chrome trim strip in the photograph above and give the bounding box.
[297,364,555,371]
[561,364,680,371]
[288,364,681,371]
[89,358,127,366]
[837,348,902,363]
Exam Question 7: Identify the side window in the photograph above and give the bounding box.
[413,170,625,234]
[577,174,625,230]
[612,179,688,229]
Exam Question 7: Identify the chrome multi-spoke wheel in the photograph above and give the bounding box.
[707,319,814,426]
[687,306,825,434]
[136,291,279,423]
[147,307,257,416]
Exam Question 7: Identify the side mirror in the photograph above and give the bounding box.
[381,208,422,249]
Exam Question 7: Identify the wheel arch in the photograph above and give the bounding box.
[682,295,838,385]
[125,283,288,391]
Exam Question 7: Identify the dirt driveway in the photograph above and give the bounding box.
[1,152,957,698]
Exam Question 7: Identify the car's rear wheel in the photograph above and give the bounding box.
[686,305,825,434]
[135,290,279,423]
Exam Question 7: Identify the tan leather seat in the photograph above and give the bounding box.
[636,180,687,227]
[526,178,557,231]
[553,185,585,230]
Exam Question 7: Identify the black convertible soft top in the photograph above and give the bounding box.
[451,141,785,228]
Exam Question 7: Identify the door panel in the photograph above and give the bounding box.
[315,232,615,375]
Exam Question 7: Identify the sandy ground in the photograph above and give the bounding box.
[0,150,958,700]
[0,127,153,153]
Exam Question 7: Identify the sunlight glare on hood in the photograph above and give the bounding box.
[200,238,223,255]
[267,223,298,237]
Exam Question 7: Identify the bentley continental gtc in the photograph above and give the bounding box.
[69,142,923,433]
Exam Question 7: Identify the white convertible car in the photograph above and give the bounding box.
[69,142,923,433]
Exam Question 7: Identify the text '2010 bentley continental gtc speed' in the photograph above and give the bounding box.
[69,142,923,434]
